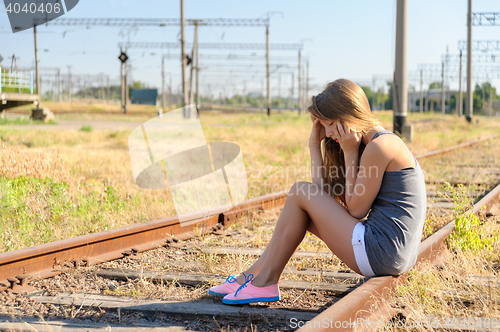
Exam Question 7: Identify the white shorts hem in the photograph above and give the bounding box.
[351,222,375,278]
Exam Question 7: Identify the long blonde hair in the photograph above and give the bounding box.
[307,79,381,206]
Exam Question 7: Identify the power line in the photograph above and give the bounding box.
[45,18,270,27]
[472,13,500,26]
[119,42,303,50]
[158,53,298,62]
[200,63,292,69]
[458,40,500,51]
[441,53,500,62]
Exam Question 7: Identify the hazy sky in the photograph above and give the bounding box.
[2,0,500,96]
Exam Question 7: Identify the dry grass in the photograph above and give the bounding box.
[0,143,70,182]
[378,213,500,331]
[2,108,499,331]
[1,109,500,253]
[418,139,500,186]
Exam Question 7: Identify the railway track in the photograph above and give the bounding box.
[1,134,499,331]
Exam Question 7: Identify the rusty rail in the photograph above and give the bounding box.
[0,135,497,295]
[298,182,500,331]
[0,191,286,289]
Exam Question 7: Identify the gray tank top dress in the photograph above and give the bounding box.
[363,130,427,276]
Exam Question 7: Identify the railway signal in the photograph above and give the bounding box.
[118,51,128,63]
[119,48,129,113]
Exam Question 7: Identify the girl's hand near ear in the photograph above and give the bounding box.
[335,122,362,154]
[309,117,326,146]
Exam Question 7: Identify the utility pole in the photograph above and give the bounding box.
[57,68,61,102]
[441,61,445,114]
[107,75,110,103]
[125,47,129,113]
[419,69,423,113]
[68,66,72,102]
[393,0,408,136]
[266,23,271,116]
[169,74,172,111]
[445,47,450,114]
[189,24,199,118]
[120,47,125,112]
[162,55,166,110]
[488,82,492,117]
[278,74,281,111]
[291,72,294,111]
[196,49,200,112]
[33,26,41,101]
[458,50,463,116]
[466,0,473,122]
[298,49,302,115]
[100,73,104,104]
[189,22,198,105]
[180,0,189,116]
[302,67,306,112]
[306,60,309,108]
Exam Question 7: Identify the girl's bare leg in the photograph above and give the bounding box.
[237,181,362,286]
[235,216,316,284]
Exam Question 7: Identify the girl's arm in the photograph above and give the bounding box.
[343,149,360,209]
[308,116,326,188]
[309,142,324,188]
[337,123,392,219]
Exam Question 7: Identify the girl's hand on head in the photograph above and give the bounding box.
[309,118,326,146]
[310,114,319,124]
[335,122,362,154]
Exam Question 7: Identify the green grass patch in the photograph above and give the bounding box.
[0,176,127,251]
[438,182,499,252]
[79,124,94,132]
[0,117,32,125]
[0,87,33,94]
[1,110,500,253]
[0,117,58,126]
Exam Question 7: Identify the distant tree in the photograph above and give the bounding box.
[428,81,442,89]
[127,81,150,99]
[428,81,449,90]
[247,96,260,107]
[360,86,373,107]
[385,81,393,110]
[131,81,147,89]
[450,93,465,113]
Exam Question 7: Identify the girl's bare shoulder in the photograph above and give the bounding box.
[367,134,414,171]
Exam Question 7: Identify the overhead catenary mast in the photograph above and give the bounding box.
[47,16,308,117]
[466,0,473,122]
[48,17,279,117]
[393,0,408,138]
[180,0,189,117]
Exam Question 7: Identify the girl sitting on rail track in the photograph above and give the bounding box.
[209,78,427,305]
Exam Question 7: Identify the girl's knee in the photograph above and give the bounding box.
[289,181,310,197]
[289,181,322,202]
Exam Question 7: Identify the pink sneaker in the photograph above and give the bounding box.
[222,274,281,305]
[208,275,240,296]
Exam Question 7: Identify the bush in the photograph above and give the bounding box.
[80,125,93,132]
[438,182,499,252]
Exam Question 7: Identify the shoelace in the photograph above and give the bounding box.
[225,275,237,283]
[234,273,254,296]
